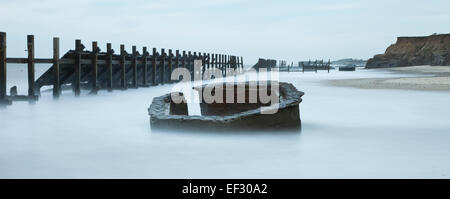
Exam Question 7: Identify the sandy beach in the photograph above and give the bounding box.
[329,65,450,91]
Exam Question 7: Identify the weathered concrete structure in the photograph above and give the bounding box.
[251,58,277,71]
[148,81,304,131]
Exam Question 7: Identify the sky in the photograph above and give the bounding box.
[0,0,449,64]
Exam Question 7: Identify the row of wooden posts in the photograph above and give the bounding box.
[300,60,331,73]
[276,59,331,73]
[0,32,244,106]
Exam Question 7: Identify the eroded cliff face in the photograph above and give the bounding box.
[366,34,450,68]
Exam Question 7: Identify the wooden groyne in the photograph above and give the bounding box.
[0,32,244,106]
[300,60,331,73]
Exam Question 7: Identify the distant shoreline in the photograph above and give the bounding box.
[328,66,450,91]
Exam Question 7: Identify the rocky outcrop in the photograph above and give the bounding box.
[366,34,450,68]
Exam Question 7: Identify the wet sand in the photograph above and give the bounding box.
[329,65,450,91]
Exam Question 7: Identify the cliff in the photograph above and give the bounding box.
[366,34,450,68]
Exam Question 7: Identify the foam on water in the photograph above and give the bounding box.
[1,65,450,178]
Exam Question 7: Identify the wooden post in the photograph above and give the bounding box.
[193,52,197,79]
[182,50,186,72]
[328,59,330,73]
[207,53,210,70]
[223,55,227,77]
[214,54,218,69]
[73,39,82,96]
[202,52,207,75]
[132,45,138,88]
[52,37,60,98]
[91,41,98,94]
[175,50,180,76]
[240,56,244,71]
[315,60,318,73]
[188,51,192,81]
[235,56,239,73]
[218,54,221,74]
[106,43,113,91]
[27,35,35,98]
[224,54,227,76]
[0,32,7,102]
[142,47,148,86]
[168,49,173,83]
[152,48,157,85]
[120,44,127,89]
[161,48,165,85]
[221,54,225,76]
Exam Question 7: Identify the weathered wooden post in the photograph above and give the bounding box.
[193,52,197,79]
[315,60,318,73]
[91,41,98,94]
[120,44,127,89]
[142,47,148,86]
[235,56,239,73]
[328,59,330,73]
[106,43,113,91]
[0,32,7,103]
[225,55,228,77]
[175,50,180,79]
[161,48,165,85]
[225,54,228,76]
[218,54,222,74]
[212,54,215,69]
[240,56,244,71]
[188,51,192,81]
[52,37,60,98]
[168,49,173,83]
[203,52,207,75]
[221,54,225,76]
[152,48,157,85]
[27,35,36,99]
[182,50,186,71]
[132,46,138,88]
[216,54,219,70]
[207,53,210,70]
[73,39,82,96]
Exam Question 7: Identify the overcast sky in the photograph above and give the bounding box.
[0,0,449,64]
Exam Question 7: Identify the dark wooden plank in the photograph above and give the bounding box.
[74,39,82,96]
[175,50,180,74]
[27,35,35,98]
[120,44,127,89]
[161,48,165,85]
[168,49,173,83]
[132,45,138,88]
[91,41,98,94]
[106,43,113,91]
[203,52,207,75]
[0,32,7,102]
[152,48,157,85]
[142,47,148,86]
[182,50,186,70]
[53,37,60,98]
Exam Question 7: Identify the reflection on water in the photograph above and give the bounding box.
[1,66,450,178]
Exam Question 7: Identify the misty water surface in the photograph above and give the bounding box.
[1,65,450,178]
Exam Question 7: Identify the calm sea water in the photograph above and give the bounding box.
[1,65,450,178]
